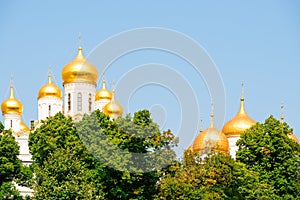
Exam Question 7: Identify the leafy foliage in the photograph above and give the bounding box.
[0,121,4,132]
[29,110,177,199]
[0,130,33,199]
[157,151,278,200]
[236,115,300,199]
[76,110,177,199]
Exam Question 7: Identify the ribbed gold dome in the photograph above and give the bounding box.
[103,91,123,118]
[193,116,229,154]
[95,79,112,101]
[1,86,23,115]
[62,47,99,85]
[287,133,299,143]
[222,98,256,136]
[38,75,62,99]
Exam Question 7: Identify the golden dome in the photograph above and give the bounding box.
[1,86,23,115]
[193,115,229,154]
[103,91,123,118]
[287,133,299,143]
[95,79,112,101]
[62,47,98,85]
[20,120,30,132]
[38,74,62,99]
[222,97,256,136]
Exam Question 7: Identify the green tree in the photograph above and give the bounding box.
[29,112,105,199]
[0,130,33,200]
[76,110,177,199]
[29,110,176,199]
[0,121,4,132]
[236,115,300,199]
[157,151,278,200]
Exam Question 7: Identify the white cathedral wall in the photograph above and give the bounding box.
[14,133,32,165]
[228,136,240,159]
[38,97,63,121]
[64,82,96,118]
[4,113,21,133]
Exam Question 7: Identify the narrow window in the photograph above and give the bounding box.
[88,93,92,112]
[77,93,82,111]
[48,105,51,117]
[68,93,71,112]
[10,120,13,128]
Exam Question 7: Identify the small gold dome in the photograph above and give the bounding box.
[103,91,123,118]
[193,116,229,154]
[287,133,299,143]
[95,79,112,101]
[222,98,256,136]
[20,120,29,132]
[62,47,99,85]
[1,86,23,115]
[38,75,62,99]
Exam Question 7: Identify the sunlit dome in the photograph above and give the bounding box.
[287,133,299,143]
[20,120,30,132]
[38,74,62,99]
[95,79,112,101]
[62,47,99,85]
[1,86,23,115]
[103,91,123,118]
[222,97,256,136]
[193,114,229,154]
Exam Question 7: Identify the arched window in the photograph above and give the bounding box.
[10,120,13,128]
[48,105,51,117]
[88,93,92,112]
[68,93,71,112]
[77,93,82,111]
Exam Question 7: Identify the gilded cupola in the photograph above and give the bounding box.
[103,90,123,118]
[38,73,62,99]
[1,86,23,115]
[193,103,229,154]
[95,79,112,101]
[222,82,256,136]
[62,47,99,85]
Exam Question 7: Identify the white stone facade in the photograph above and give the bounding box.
[95,99,110,112]
[63,82,96,119]
[4,113,21,133]
[228,136,240,159]
[38,97,63,121]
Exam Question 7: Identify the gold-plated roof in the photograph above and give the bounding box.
[38,74,62,99]
[222,98,256,136]
[62,47,99,85]
[1,86,23,115]
[95,79,112,101]
[20,120,29,132]
[103,91,123,118]
[193,111,229,154]
[287,133,299,143]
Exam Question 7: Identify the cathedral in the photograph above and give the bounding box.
[0,45,299,197]
[1,45,124,161]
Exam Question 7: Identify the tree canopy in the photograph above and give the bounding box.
[0,130,33,200]
[29,110,177,199]
[236,115,300,199]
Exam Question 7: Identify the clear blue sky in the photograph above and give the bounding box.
[1,1,300,152]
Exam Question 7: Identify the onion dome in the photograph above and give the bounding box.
[38,74,62,99]
[103,91,123,118]
[222,82,256,136]
[287,133,299,143]
[193,113,229,154]
[62,47,99,85]
[20,120,30,132]
[95,79,112,101]
[1,86,23,115]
